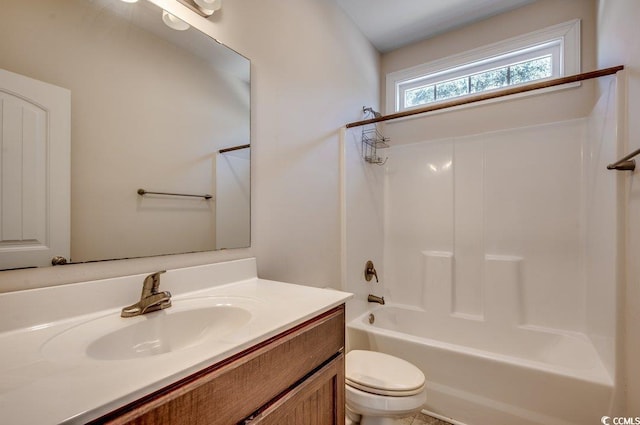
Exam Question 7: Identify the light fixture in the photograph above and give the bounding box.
[120,0,138,3]
[193,0,222,16]
[175,0,222,18]
[162,10,190,31]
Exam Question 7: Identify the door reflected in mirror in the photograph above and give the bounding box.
[0,0,250,269]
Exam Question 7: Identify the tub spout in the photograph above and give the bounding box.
[368,294,385,305]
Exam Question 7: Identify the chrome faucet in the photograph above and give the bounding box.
[367,294,385,305]
[121,271,172,317]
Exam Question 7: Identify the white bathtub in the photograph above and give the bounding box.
[347,305,614,425]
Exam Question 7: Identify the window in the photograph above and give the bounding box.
[386,20,580,113]
[403,53,554,108]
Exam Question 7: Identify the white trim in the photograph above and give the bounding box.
[421,409,469,425]
[385,19,581,114]
[339,127,347,292]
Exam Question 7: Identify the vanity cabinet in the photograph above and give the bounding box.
[93,305,345,425]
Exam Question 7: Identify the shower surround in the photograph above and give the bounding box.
[342,78,621,425]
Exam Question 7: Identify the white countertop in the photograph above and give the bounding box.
[0,259,352,424]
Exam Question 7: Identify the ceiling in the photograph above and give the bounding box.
[335,0,536,53]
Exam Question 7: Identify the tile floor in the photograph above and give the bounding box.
[395,412,453,425]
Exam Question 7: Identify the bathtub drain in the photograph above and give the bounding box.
[368,313,375,324]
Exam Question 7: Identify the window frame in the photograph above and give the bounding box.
[386,19,581,114]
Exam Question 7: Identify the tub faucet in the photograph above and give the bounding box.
[364,260,379,282]
[121,271,172,317]
[367,294,385,305]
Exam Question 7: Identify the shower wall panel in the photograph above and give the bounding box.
[384,119,587,333]
[584,77,619,377]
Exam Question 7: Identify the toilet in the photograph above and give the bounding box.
[345,350,427,425]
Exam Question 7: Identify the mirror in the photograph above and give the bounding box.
[0,0,250,269]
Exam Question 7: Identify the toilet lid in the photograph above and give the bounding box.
[346,350,425,396]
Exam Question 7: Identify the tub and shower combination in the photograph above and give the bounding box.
[348,304,612,425]
[343,78,621,425]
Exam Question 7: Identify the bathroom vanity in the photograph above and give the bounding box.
[0,258,351,424]
[95,306,345,424]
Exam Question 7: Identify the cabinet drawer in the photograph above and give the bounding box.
[98,305,345,425]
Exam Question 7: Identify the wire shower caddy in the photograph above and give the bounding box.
[361,107,389,165]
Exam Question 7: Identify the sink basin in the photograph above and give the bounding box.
[42,297,257,362]
[87,305,251,360]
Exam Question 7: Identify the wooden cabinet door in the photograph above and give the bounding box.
[246,353,345,425]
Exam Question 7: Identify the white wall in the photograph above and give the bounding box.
[214,0,380,289]
[0,0,379,292]
[597,0,640,414]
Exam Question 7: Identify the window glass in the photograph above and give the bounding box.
[509,55,552,85]
[470,67,509,93]
[405,85,435,107]
[436,77,469,101]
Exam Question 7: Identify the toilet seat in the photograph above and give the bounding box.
[346,350,425,397]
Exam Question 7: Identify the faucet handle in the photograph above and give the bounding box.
[142,270,166,295]
[364,260,378,283]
